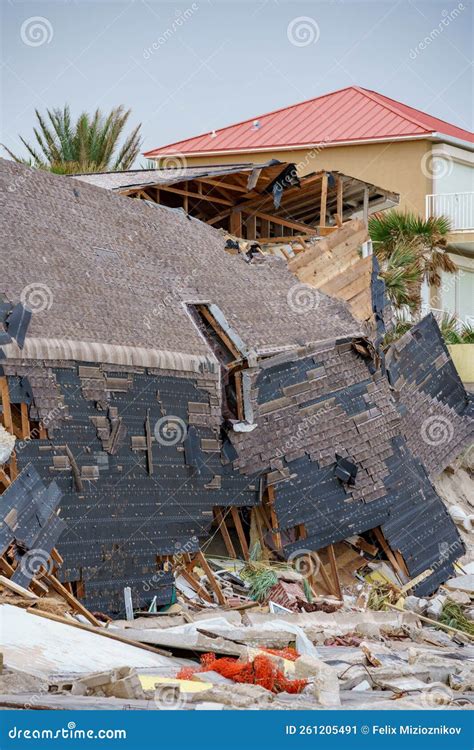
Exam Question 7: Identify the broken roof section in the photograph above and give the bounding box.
[0,159,471,614]
[72,160,399,241]
[0,158,361,368]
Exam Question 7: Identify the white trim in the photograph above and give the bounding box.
[431,142,474,166]
[147,132,474,161]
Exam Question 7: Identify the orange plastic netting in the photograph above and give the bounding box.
[177,652,307,694]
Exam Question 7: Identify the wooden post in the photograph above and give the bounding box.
[214,507,237,558]
[230,209,242,237]
[230,507,250,561]
[363,187,369,226]
[20,403,30,439]
[266,486,282,551]
[327,544,343,600]
[320,173,328,228]
[373,527,406,581]
[195,551,226,605]
[336,175,343,219]
[0,377,13,433]
[245,214,257,240]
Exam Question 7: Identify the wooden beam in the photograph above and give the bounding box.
[373,527,405,581]
[194,178,251,194]
[26,608,173,656]
[195,551,226,605]
[249,210,317,235]
[229,209,242,236]
[197,305,241,359]
[245,214,257,240]
[159,185,233,207]
[327,544,343,600]
[43,571,101,627]
[266,486,282,551]
[363,187,369,226]
[0,377,13,433]
[214,507,237,558]
[336,175,343,218]
[20,403,30,439]
[230,507,250,561]
[178,567,214,603]
[0,468,11,488]
[320,173,328,228]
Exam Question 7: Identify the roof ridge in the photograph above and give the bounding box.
[355,87,433,133]
[359,87,472,135]
[143,86,358,156]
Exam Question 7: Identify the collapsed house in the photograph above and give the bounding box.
[0,157,472,616]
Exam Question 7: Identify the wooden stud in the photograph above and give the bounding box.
[266,486,282,551]
[230,507,250,561]
[320,172,328,228]
[336,175,343,218]
[20,403,30,439]
[26,608,173,656]
[195,551,226,605]
[252,507,266,552]
[178,566,214,603]
[327,544,343,600]
[373,527,405,581]
[42,572,101,626]
[230,209,242,236]
[197,305,241,359]
[363,187,369,226]
[245,214,257,240]
[0,377,13,434]
[214,507,237,558]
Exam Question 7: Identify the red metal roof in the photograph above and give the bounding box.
[144,86,473,157]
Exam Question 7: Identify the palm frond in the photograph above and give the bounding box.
[3,105,142,173]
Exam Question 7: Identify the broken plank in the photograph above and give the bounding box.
[195,551,226,606]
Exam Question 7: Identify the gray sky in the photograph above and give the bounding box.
[1,0,472,163]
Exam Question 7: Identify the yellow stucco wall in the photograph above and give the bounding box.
[163,139,433,216]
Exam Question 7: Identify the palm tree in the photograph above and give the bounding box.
[3,105,142,173]
[369,210,456,312]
